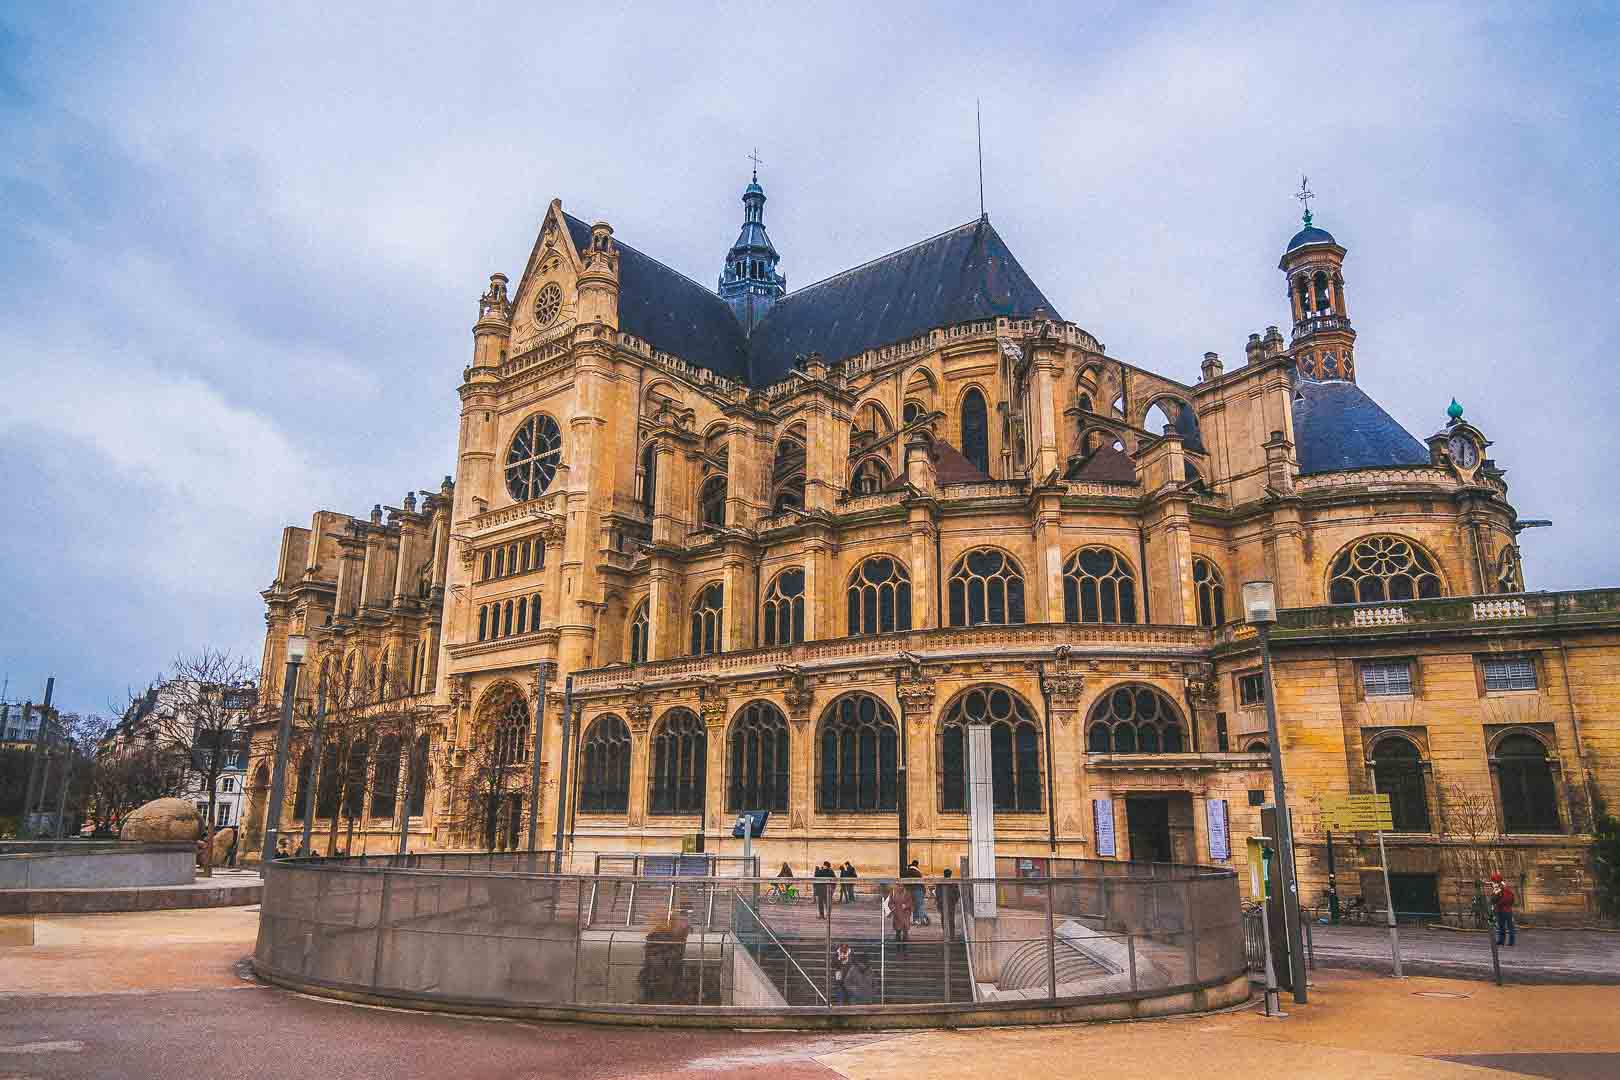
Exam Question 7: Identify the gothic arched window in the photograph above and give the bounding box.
[852,457,889,495]
[407,735,430,817]
[949,548,1025,627]
[628,600,649,664]
[1371,738,1429,833]
[690,582,724,656]
[639,442,658,513]
[771,431,806,513]
[1328,535,1445,604]
[504,412,563,503]
[490,689,529,768]
[477,606,488,642]
[1085,685,1185,755]
[940,686,1043,813]
[1496,734,1560,833]
[293,751,313,822]
[529,594,541,630]
[1078,392,1093,413]
[727,702,789,812]
[1062,547,1137,624]
[649,709,706,816]
[1193,557,1225,628]
[960,387,990,475]
[762,569,804,647]
[847,556,912,636]
[317,742,341,818]
[902,400,924,425]
[579,715,631,814]
[343,741,368,819]
[818,693,899,813]
[700,474,727,527]
[371,735,401,820]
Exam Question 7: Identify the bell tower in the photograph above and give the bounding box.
[1280,179,1356,382]
[718,154,787,334]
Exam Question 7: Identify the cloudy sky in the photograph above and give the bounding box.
[2,4,1615,715]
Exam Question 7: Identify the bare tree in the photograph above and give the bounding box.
[130,650,258,877]
[449,735,527,853]
[1437,781,1523,923]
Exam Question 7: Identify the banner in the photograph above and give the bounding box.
[1207,798,1230,861]
[1093,798,1116,857]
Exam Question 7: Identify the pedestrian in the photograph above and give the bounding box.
[936,867,959,942]
[769,860,794,900]
[814,860,836,920]
[275,837,294,860]
[839,859,857,903]
[1489,870,1516,947]
[224,827,238,868]
[832,943,853,1005]
[888,883,913,951]
[903,859,927,925]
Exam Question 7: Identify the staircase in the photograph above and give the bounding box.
[763,936,974,1006]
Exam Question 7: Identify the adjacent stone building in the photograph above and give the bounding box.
[247,177,1618,922]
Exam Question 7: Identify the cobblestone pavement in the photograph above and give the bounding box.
[2,907,1619,1079]
[1307,922,1620,983]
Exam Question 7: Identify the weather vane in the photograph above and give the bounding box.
[1296,174,1315,227]
[748,148,764,180]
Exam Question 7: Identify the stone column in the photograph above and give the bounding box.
[801,529,832,642]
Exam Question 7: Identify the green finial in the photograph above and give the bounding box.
[1296,175,1315,228]
[1447,398,1464,422]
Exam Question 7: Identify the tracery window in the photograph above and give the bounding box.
[1193,557,1225,628]
[628,600,649,664]
[1062,547,1137,625]
[649,709,706,816]
[1085,686,1186,754]
[762,569,804,647]
[406,735,430,817]
[847,556,912,636]
[1370,738,1429,832]
[902,401,924,425]
[490,689,529,768]
[949,548,1025,627]
[528,594,541,631]
[578,715,631,814]
[727,702,789,812]
[818,693,898,813]
[689,582,723,656]
[960,388,990,475]
[371,735,401,819]
[478,606,488,641]
[1496,734,1560,833]
[1328,535,1445,604]
[504,413,563,503]
[940,687,1042,813]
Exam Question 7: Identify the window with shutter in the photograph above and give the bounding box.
[1483,657,1537,691]
[1361,661,1412,697]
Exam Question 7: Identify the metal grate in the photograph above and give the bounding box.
[1483,656,1536,691]
[1361,661,1412,697]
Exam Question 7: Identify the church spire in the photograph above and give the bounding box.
[719,156,786,334]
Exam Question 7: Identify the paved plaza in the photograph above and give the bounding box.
[1309,922,1620,984]
[1,906,1618,1079]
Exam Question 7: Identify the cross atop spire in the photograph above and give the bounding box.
[748,148,764,181]
[1296,174,1316,228]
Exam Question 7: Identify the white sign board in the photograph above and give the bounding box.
[1093,798,1116,857]
[1207,798,1230,861]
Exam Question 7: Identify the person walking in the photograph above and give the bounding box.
[839,860,857,903]
[1489,870,1517,946]
[814,860,836,920]
[888,884,913,952]
[936,867,959,942]
[832,943,853,1005]
[902,859,927,926]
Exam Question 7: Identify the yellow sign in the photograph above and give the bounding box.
[1319,793,1394,831]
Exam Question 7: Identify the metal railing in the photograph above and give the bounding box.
[254,856,1246,1019]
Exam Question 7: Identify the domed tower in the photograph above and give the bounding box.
[718,164,787,334]
[1280,185,1355,382]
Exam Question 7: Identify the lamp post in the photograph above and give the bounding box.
[1242,581,1308,1005]
[261,635,308,863]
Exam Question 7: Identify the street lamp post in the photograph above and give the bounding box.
[261,635,308,863]
[1243,581,1308,1005]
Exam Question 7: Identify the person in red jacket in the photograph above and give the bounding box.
[1489,870,1517,946]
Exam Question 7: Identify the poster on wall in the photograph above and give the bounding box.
[1207,798,1231,861]
[1093,798,1116,857]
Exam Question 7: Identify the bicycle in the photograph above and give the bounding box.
[764,883,799,903]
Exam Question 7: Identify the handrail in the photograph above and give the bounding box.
[731,891,828,1006]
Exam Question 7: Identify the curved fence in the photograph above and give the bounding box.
[254,853,1248,1027]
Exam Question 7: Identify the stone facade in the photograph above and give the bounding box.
[246,182,1619,923]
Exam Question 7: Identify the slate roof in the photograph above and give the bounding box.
[1292,380,1430,475]
[564,215,751,384]
[565,213,1058,389]
[1286,225,1338,252]
[1065,444,1138,484]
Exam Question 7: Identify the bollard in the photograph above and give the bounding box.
[1489,928,1503,987]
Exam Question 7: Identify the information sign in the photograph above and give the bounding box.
[1207,798,1230,861]
[1319,793,1394,831]
[1094,798,1116,857]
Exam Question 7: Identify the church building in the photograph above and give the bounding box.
[245,173,1620,924]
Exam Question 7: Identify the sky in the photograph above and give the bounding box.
[2,3,1616,716]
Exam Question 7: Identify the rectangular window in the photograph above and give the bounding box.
[1361,660,1412,697]
[1483,656,1537,692]
[1238,672,1265,707]
[1216,712,1229,753]
[1247,789,1266,807]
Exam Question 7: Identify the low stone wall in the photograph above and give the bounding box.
[0,879,262,915]
[0,843,194,890]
